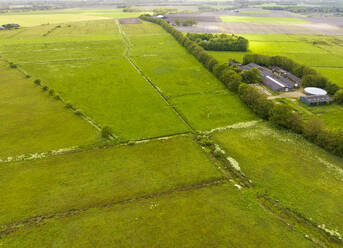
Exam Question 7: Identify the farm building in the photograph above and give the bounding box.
[300,95,333,106]
[230,61,297,92]
[272,66,301,87]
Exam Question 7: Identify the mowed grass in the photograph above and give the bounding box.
[21,59,189,140]
[1,184,314,248]
[0,61,99,157]
[213,122,343,233]
[220,16,310,24]
[170,91,257,131]
[0,136,222,225]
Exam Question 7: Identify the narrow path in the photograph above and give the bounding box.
[116,20,195,132]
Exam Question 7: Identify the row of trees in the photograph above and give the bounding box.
[243,54,342,97]
[186,33,249,51]
[140,14,343,157]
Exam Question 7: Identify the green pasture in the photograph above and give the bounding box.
[213,122,343,233]
[0,39,124,62]
[21,59,189,140]
[170,91,257,131]
[2,184,314,248]
[316,67,343,88]
[129,33,189,56]
[220,16,310,23]
[0,136,222,225]
[47,19,119,37]
[0,13,110,27]
[305,103,343,131]
[0,61,98,157]
[122,21,165,35]
[133,55,225,97]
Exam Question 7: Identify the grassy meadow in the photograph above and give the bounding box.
[0,61,99,157]
[2,184,314,248]
[213,122,343,234]
[0,9,343,247]
[0,136,222,225]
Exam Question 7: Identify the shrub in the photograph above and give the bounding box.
[74,109,83,116]
[65,102,74,109]
[48,89,55,96]
[54,94,61,100]
[101,126,112,139]
[9,63,17,69]
[241,68,262,84]
[25,75,31,78]
[34,79,41,85]
[334,89,343,104]
[42,86,48,91]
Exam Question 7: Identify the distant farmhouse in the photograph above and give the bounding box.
[0,24,20,30]
[230,61,301,92]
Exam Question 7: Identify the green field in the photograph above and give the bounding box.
[0,136,222,225]
[1,10,343,247]
[0,60,99,157]
[2,184,314,248]
[220,16,310,23]
[213,122,343,234]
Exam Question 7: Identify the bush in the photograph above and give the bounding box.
[241,68,262,84]
[74,109,83,116]
[42,86,48,91]
[25,75,31,78]
[65,102,74,109]
[9,63,17,69]
[34,79,41,85]
[54,94,61,100]
[48,89,55,96]
[101,126,112,139]
[334,89,343,104]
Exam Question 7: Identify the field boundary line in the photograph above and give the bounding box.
[0,132,191,164]
[0,178,226,238]
[202,120,261,135]
[18,56,125,64]
[116,21,195,132]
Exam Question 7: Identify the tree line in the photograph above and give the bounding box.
[139,14,343,157]
[186,33,249,51]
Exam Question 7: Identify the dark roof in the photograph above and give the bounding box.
[272,66,301,84]
[301,95,332,103]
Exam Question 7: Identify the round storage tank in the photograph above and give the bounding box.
[304,87,327,96]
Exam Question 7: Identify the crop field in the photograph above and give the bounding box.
[220,16,310,23]
[1,9,343,247]
[213,122,343,234]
